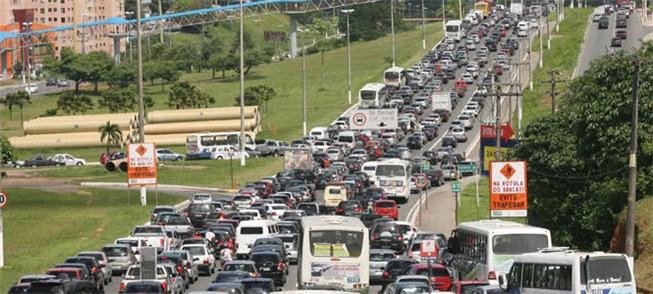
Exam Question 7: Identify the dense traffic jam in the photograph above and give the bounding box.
[7,4,639,294]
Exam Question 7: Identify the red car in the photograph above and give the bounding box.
[448,281,489,294]
[374,200,399,220]
[45,267,84,279]
[404,263,453,291]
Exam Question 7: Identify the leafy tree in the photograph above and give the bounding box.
[235,85,277,112]
[0,135,15,164]
[79,51,114,93]
[227,28,273,75]
[338,2,391,42]
[103,62,136,89]
[209,50,230,79]
[168,81,215,109]
[512,45,653,251]
[99,121,123,154]
[99,87,155,113]
[56,92,94,115]
[165,43,200,73]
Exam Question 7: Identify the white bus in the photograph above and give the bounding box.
[298,216,369,293]
[358,83,389,109]
[445,20,465,41]
[447,220,552,284]
[383,67,406,88]
[185,131,256,160]
[501,248,636,294]
[375,159,411,204]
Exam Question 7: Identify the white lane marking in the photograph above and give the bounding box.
[573,13,594,78]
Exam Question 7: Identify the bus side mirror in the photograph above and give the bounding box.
[447,236,459,254]
[498,275,505,288]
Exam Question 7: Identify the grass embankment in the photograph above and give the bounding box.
[457,178,490,223]
[32,156,283,188]
[0,188,184,293]
[6,22,444,186]
[519,7,592,126]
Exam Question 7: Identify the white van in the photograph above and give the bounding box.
[517,21,529,31]
[235,219,278,258]
[323,185,349,209]
[361,161,379,185]
[309,127,329,140]
[337,131,357,150]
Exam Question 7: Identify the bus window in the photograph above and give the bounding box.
[492,234,549,255]
[309,230,363,257]
[580,257,632,284]
[360,90,377,100]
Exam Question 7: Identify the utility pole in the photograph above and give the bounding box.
[158,0,164,43]
[513,61,529,136]
[625,59,640,257]
[541,70,565,113]
[477,83,522,161]
[421,0,426,50]
[239,0,247,167]
[342,9,354,104]
[390,0,397,67]
[136,0,147,205]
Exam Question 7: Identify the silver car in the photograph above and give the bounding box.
[370,249,396,284]
[277,234,299,264]
[164,250,199,285]
[101,244,136,275]
[161,262,185,294]
[156,148,184,161]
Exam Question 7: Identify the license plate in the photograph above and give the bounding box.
[260,267,270,271]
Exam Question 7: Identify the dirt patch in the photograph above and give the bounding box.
[1,170,81,194]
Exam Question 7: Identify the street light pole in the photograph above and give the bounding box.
[539,26,543,68]
[390,0,397,67]
[299,28,308,136]
[342,9,354,104]
[136,0,147,205]
[239,0,247,167]
[421,0,426,50]
[158,0,164,43]
[442,0,446,30]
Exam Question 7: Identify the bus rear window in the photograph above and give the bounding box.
[581,257,632,284]
[492,234,549,255]
[360,90,377,100]
[309,230,364,257]
[327,189,342,194]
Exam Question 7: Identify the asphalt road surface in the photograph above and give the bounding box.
[575,12,653,77]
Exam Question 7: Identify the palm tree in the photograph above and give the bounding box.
[99,121,123,154]
[14,91,31,129]
[2,93,19,129]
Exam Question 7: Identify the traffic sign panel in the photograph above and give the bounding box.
[348,109,398,130]
[459,163,476,173]
[415,174,428,189]
[127,143,158,186]
[0,192,8,208]
[420,239,437,257]
[421,161,431,171]
[452,181,461,193]
[490,161,528,217]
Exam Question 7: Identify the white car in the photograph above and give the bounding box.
[351,149,369,162]
[262,203,288,220]
[180,244,216,275]
[25,83,39,94]
[191,193,212,204]
[210,145,248,160]
[517,28,528,38]
[52,153,86,166]
[450,127,468,142]
[465,39,476,50]
[458,114,474,130]
[462,72,475,84]
[529,18,539,29]
[394,221,417,246]
[238,208,263,220]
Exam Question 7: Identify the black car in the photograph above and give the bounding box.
[186,203,215,228]
[124,281,166,293]
[380,258,419,289]
[441,136,458,148]
[370,222,405,254]
[358,213,385,228]
[598,16,609,29]
[296,202,320,215]
[63,257,105,289]
[214,271,252,283]
[335,200,364,215]
[407,136,423,149]
[425,169,445,187]
[26,279,100,294]
[250,252,286,286]
[611,37,622,47]
[241,278,276,294]
[18,154,62,168]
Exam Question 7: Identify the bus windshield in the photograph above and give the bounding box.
[492,234,549,255]
[360,90,377,100]
[385,72,400,80]
[376,165,406,177]
[309,230,364,257]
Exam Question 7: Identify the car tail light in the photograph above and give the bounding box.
[161,281,168,292]
[160,239,164,246]
[203,259,209,265]
[382,271,390,279]
[91,267,97,274]
[372,235,377,240]
[354,207,362,213]
[271,212,277,216]
[184,211,189,217]
[277,262,285,271]
[488,271,496,280]
[177,265,184,273]
[119,282,125,291]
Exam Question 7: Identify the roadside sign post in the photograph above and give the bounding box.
[475,161,480,208]
[420,240,437,294]
[0,191,7,268]
[490,161,528,218]
[452,181,461,225]
[415,173,427,227]
[348,109,399,130]
[229,149,234,189]
[127,143,158,206]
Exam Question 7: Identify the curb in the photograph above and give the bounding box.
[572,13,593,79]
[80,182,238,194]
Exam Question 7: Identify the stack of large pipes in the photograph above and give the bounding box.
[10,113,137,149]
[140,106,260,146]
[9,106,261,149]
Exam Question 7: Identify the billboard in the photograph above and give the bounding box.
[479,138,519,175]
[489,161,528,217]
[284,148,313,170]
[127,143,157,186]
[348,109,398,130]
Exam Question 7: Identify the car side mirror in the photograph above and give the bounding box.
[498,274,506,288]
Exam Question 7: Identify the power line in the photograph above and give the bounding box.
[540,69,566,114]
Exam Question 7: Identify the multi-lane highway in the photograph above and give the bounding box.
[575,11,653,77]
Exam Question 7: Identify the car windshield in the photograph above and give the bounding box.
[278,225,297,234]
[216,273,249,283]
[133,227,162,234]
[371,252,396,261]
[183,246,206,256]
[189,204,211,213]
[167,217,190,225]
[224,264,254,272]
[242,281,274,294]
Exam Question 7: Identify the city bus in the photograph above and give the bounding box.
[446,220,552,284]
[474,1,492,18]
[502,248,636,294]
[383,67,406,88]
[445,20,465,42]
[375,159,411,204]
[358,83,389,109]
[298,215,369,292]
[185,131,256,160]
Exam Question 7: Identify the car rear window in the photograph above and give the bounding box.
[240,227,264,235]
[327,188,342,194]
[189,204,211,213]
[416,267,450,276]
[376,201,395,208]
[251,254,281,264]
